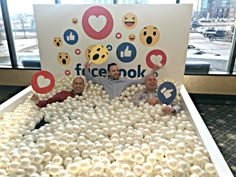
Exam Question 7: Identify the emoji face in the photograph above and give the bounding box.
[128,33,136,42]
[72,18,78,24]
[57,52,71,66]
[85,45,97,60]
[53,37,63,47]
[88,45,109,65]
[140,25,160,46]
[122,13,137,29]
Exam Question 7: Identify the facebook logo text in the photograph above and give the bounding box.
[75,63,146,78]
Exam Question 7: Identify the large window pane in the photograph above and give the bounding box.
[117,0,176,4]
[61,0,114,4]
[7,0,54,68]
[0,3,11,68]
[183,0,235,74]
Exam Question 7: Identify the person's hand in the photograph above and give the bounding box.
[31,94,40,104]
[84,61,92,69]
[162,105,175,113]
[153,63,163,71]
[145,98,159,105]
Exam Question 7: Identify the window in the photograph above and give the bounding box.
[184,0,235,74]
[0,3,11,68]
[7,0,54,68]
[61,0,114,4]
[1,0,236,74]
[117,0,176,4]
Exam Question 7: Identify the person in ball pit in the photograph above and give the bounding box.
[30,76,85,129]
[131,74,181,113]
[84,62,163,99]
[31,76,85,108]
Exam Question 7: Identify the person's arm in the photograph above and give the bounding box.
[172,105,181,113]
[131,91,145,106]
[129,63,163,86]
[123,63,164,86]
[145,97,159,105]
[31,91,72,108]
[84,61,104,85]
[31,94,40,105]
[161,104,175,113]
[170,97,182,113]
[161,104,181,113]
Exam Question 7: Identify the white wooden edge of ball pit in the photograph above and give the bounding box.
[0,86,33,117]
[180,85,234,177]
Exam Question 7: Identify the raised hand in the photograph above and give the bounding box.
[84,61,92,69]
[161,104,175,113]
[153,63,163,70]
[31,94,40,104]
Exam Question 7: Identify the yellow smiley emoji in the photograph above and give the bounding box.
[128,33,136,42]
[72,18,78,24]
[57,52,71,66]
[85,45,97,61]
[140,25,160,46]
[53,37,63,47]
[122,12,138,29]
[88,45,109,65]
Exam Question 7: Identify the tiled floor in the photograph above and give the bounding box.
[192,96,236,177]
[0,85,26,104]
[0,87,235,176]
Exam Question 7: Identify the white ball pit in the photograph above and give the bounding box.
[0,77,233,177]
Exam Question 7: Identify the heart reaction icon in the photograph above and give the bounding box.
[146,49,167,69]
[82,6,113,40]
[31,71,55,94]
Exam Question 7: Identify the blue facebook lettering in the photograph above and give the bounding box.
[75,63,146,78]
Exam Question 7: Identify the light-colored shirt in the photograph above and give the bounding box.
[131,89,182,113]
[85,69,145,99]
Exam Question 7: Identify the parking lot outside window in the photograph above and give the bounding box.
[185,0,235,74]
[1,0,54,68]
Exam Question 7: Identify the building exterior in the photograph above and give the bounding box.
[200,0,236,19]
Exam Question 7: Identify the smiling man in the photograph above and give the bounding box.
[131,74,181,113]
[84,62,162,99]
[31,76,85,108]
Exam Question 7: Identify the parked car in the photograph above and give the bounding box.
[195,26,206,34]
[202,29,217,37]
[191,20,203,28]
[203,29,233,42]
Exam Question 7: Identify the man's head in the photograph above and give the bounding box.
[72,77,85,95]
[108,63,120,80]
[145,74,158,91]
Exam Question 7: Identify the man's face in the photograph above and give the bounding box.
[145,75,157,91]
[108,65,120,80]
[72,77,84,95]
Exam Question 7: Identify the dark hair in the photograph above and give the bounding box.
[107,63,117,72]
